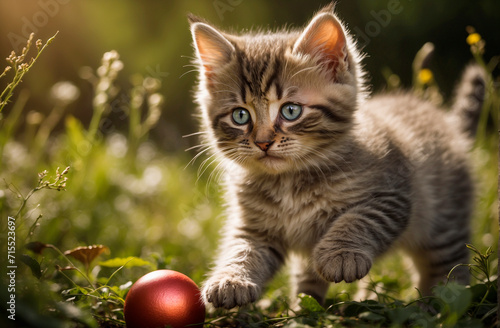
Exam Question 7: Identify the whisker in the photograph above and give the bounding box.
[197,151,222,180]
[183,131,209,138]
[290,66,316,79]
[185,145,212,169]
[179,68,199,79]
[195,142,237,179]
[186,140,231,169]
[181,55,198,61]
[207,153,235,187]
[185,143,210,152]
[198,149,236,184]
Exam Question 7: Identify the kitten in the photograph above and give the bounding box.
[188,4,485,309]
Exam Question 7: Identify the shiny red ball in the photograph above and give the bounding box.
[124,270,206,328]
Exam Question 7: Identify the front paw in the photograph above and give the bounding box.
[314,250,372,283]
[202,274,261,309]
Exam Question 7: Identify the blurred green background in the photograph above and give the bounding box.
[0,2,498,326]
[1,0,499,150]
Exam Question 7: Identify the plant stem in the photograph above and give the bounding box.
[48,244,96,290]
[0,31,58,114]
[87,103,105,144]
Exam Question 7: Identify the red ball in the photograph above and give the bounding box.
[124,270,206,328]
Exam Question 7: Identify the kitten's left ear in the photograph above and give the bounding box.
[190,19,235,74]
[293,11,348,75]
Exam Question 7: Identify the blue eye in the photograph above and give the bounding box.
[232,108,250,125]
[281,103,302,121]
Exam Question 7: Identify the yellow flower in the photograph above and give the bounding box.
[466,33,481,45]
[418,68,433,85]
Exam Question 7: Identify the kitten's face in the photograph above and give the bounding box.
[191,10,360,174]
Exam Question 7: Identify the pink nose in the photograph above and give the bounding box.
[255,140,274,151]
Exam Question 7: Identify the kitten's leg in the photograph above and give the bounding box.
[203,227,285,309]
[409,235,470,295]
[313,192,410,284]
[289,253,330,304]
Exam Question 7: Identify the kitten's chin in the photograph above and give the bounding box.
[248,154,294,175]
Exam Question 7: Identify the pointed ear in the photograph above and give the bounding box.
[190,22,235,74]
[293,12,348,75]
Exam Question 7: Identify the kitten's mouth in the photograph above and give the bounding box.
[257,153,286,165]
[254,153,291,173]
[258,153,282,160]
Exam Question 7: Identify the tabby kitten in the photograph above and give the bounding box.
[188,5,485,309]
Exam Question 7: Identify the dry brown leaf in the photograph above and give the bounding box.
[64,245,109,268]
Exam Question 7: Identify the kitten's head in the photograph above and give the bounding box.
[190,5,365,175]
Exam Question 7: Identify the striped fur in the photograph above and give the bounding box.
[189,5,481,309]
[451,64,487,137]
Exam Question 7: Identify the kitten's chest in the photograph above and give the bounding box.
[234,172,363,250]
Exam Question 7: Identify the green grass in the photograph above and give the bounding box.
[0,31,498,328]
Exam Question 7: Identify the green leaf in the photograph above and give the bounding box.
[20,254,42,279]
[65,115,86,145]
[343,300,384,317]
[387,306,419,325]
[405,311,436,328]
[434,282,472,319]
[283,317,317,328]
[358,310,385,322]
[55,302,98,328]
[469,283,488,302]
[99,256,153,268]
[297,293,325,312]
[109,285,129,300]
[343,302,365,317]
[454,318,486,328]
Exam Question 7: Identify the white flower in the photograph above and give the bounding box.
[110,60,124,72]
[50,81,80,106]
[93,92,108,107]
[106,133,128,158]
[143,77,161,92]
[97,79,111,93]
[97,65,108,77]
[148,93,163,107]
[102,50,119,64]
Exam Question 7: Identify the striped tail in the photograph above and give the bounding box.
[451,64,487,137]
